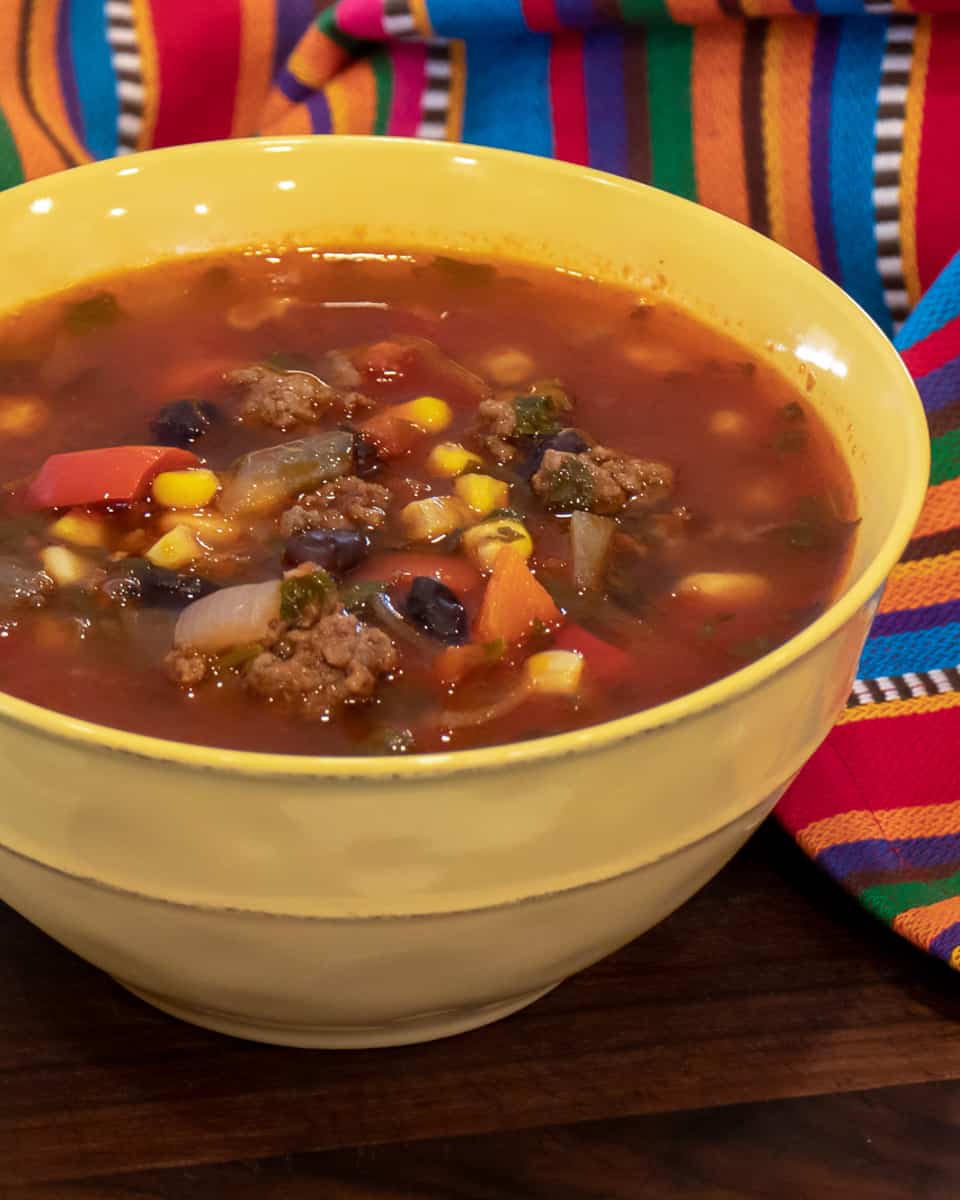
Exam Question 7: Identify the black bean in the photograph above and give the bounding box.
[150,398,221,447]
[517,428,591,480]
[283,529,369,575]
[404,576,468,645]
[354,432,385,479]
[101,558,218,607]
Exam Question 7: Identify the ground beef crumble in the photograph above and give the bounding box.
[280,476,392,536]
[473,397,519,464]
[531,445,674,515]
[228,365,374,431]
[245,611,397,716]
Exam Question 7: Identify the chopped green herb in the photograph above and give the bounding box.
[428,256,498,288]
[773,427,808,454]
[781,400,805,422]
[266,350,316,373]
[698,612,736,639]
[280,568,334,623]
[483,638,506,661]
[340,579,386,618]
[541,455,595,511]
[513,393,562,437]
[731,635,778,662]
[770,496,858,551]
[64,292,122,335]
[629,304,655,320]
[217,642,264,670]
[484,507,525,523]
[366,727,416,755]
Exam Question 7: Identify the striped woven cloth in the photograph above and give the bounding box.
[4,0,960,964]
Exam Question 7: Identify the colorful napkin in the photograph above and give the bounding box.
[2,0,960,963]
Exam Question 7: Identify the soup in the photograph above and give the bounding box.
[0,249,856,756]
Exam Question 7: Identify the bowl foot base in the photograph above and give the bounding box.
[113,978,560,1048]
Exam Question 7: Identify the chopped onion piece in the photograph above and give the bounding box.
[436,681,530,729]
[570,511,615,591]
[219,430,354,516]
[174,580,281,653]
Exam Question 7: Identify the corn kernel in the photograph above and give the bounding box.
[152,468,220,510]
[391,396,453,434]
[454,473,509,519]
[399,496,466,542]
[524,650,584,696]
[709,409,748,437]
[0,395,46,436]
[426,442,483,478]
[40,545,94,587]
[49,510,106,549]
[462,517,533,571]
[145,524,201,570]
[483,348,535,386]
[676,571,771,606]
[157,510,239,547]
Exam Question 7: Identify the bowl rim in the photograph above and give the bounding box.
[0,135,930,781]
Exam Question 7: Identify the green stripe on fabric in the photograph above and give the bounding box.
[317,8,369,55]
[618,0,671,22]
[860,868,960,924]
[372,51,393,136]
[0,106,24,191]
[645,28,696,201]
[930,429,960,487]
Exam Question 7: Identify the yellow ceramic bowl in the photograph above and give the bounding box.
[0,138,928,1047]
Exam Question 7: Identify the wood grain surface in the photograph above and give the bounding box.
[4,822,960,1195]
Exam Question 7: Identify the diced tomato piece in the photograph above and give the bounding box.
[25,445,200,510]
[554,624,633,686]
[356,339,416,382]
[433,640,505,686]
[357,410,421,459]
[353,552,482,599]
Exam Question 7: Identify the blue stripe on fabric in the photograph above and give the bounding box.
[67,0,117,159]
[918,357,960,413]
[556,0,596,26]
[829,19,890,333]
[463,36,554,158]
[583,30,627,176]
[858,622,960,678]
[871,598,960,637]
[930,920,960,961]
[819,834,960,882]
[274,0,316,78]
[896,252,960,353]
[429,0,529,37]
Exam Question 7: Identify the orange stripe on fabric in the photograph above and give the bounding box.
[879,549,960,612]
[232,0,275,137]
[796,810,884,856]
[691,27,748,228]
[761,25,785,244]
[131,0,159,150]
[288,24,348,90]
[409,0,434,37]
[739,0,793,17]
[770,19,818,266]
[837,690,960,725]
[910,477,960,539]
[446,40,466,142]
[0,4,64,177]
[894,895,960,950]
[666,0,723,22]
[262,99,312,137]
[798,800,960,856]
[327,60,376,134]
[28,0,89,165]
[900,17,930,309]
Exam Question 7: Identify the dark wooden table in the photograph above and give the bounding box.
[5,820,960,1199]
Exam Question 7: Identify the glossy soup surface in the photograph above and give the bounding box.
[0,250,857,755]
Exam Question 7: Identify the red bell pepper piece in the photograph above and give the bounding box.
[25,445,200,511]
[554,624,633,686]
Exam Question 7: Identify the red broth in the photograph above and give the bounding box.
[0,249,857,755]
